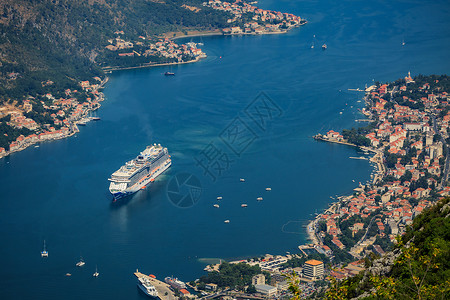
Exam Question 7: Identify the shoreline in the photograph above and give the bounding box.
[104,20,307,73]
[102,56,202,73]
[1,21,306,158]
[0,77,109,160]
[169,31,224,41]
[305,90,386,258]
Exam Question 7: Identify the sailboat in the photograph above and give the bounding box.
[311,34,315,49]
[41,240,48,257]
[402,39,405,46]
[93,265,99,277]
[76,256,85,267]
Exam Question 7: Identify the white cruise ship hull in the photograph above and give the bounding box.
[111,160,171,200]
[137,283,159,298]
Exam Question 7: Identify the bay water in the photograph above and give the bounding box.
[1,0,449,298]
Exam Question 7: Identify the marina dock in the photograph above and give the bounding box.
[134,271,177,300]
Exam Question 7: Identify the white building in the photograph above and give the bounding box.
[303,259,324,281]
[252,274,265,286]
[255,284,277,297]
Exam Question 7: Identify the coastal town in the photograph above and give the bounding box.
[204,0,306,35]
[310,73,449,264]
[102,0,306,71]
[0,0,306,156]
[0,77,107,158]
[161,73,450,299]
[102,36,207,72]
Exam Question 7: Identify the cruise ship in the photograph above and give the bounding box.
[164,276,186,290]
[108,144,171,200]
[137,277,159,298]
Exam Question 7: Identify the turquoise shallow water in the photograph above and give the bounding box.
[1,0,450,299]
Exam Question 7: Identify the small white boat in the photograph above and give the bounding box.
[224,220,230,223]
[65,273,72,277]
[213,204,220,208]
[76,257,85,267]
[34,145,40,148]
[241,204,248,208]
[339,112,343,115]
[93,265,99,277]
[265,187,271,191]
[41,240,48,257]
[256,197,263,201]
[217,196,222,200]
[240,178,245,182]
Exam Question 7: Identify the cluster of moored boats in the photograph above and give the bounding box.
[40,240,99,277]
[214,178,272,223]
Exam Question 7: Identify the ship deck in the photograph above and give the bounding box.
[134,271,176,300]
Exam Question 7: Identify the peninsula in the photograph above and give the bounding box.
[0,0,306,157]
[186,73,450,299]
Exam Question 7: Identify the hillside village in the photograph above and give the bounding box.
[0,78,106,157]
[0,0,307,157]
[103,34,206,70]
[309,73,450,276]
[186,74,450,299]
[204,0,306,35]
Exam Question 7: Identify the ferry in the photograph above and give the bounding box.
[109,144,171,200]
[165,276,187,290]
[137,277,159,298]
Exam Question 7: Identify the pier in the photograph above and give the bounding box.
[134,270,176,300]
[354,119,375,122]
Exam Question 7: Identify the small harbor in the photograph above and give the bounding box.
[134,270,176,300]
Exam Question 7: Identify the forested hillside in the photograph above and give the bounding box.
[325,198,450,299]
[0,0,230,103]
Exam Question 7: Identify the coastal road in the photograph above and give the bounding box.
[432,114,449,186]
[350,215,378,258]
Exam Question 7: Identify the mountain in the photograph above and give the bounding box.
[0,0,230,102]
[325,198,450,299]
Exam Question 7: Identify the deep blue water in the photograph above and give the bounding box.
[1,0,449,299]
